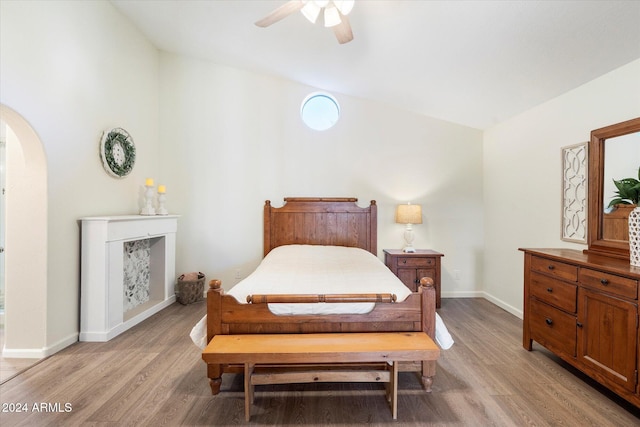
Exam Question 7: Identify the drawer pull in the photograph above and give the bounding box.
[548,265,555,270]
[576,322,583,328]
[546,287,553,293]
[402,260,407,264]
[545,317,553,326]
[600,278,609,285]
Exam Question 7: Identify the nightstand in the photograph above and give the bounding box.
[383,249,444,308]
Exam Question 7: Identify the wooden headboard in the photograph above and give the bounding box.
[263,197,377,257]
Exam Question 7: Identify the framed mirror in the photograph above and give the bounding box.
[586,117,640,259]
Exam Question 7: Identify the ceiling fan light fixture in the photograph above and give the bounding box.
[324,6,341,27]
[333,0,354,16]
[257,0,353,44]
[301,1,321,24]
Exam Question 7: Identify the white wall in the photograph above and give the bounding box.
[483,58,640,317]
[159,53,485,295]
[0,1,160,355]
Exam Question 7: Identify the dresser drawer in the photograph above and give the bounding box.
[530,256,578,282]
[395,257,434,268]
[529,299,577,357]
[579,268,638,300]
[530,272,577,313]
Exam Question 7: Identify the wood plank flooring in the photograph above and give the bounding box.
[0,298,638,426]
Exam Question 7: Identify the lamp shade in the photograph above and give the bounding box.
[395,204,422,225]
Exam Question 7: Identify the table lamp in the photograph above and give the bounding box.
[395,203,422,253]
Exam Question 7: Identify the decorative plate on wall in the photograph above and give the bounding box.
[100,127,136,178]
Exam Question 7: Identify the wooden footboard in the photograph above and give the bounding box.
[205,277,437,394]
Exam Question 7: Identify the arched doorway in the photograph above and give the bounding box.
[0,104,47,370]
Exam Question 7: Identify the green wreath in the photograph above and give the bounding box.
[102,128,135,177]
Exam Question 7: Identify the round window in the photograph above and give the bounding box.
[300,92,340,131]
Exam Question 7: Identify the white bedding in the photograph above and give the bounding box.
[230,245,412,314]
[190,245,454,349]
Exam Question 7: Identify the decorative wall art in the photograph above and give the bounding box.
[561,142,588,243]
[100,127,136,177]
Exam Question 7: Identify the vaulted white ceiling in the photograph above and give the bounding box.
[111,0,640,129]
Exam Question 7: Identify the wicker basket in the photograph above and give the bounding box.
[175,272,205,305]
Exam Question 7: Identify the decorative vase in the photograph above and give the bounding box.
[630,206,640,267]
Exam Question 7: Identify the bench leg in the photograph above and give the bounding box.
[244,363,255,422]
[390,361,398,420]
[207,363,222,395]
[421,360,435,392]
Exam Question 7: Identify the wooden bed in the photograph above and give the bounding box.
[205,197,437,394]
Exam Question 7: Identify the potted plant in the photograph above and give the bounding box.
[603,167,639,243]
[608,167,640,208]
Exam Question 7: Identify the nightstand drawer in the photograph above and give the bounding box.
[384,249,444,308]
[531,256,578,282]
[579,268,638,300]
[530,271,577,313]
[395,257,434,268]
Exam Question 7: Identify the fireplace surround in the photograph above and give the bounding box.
[79,215,179,341]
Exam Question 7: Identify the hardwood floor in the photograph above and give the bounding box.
[0,298,638,426]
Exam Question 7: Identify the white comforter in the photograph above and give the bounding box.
[190,245,453,349]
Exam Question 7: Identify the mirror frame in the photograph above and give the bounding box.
[586,117,640,259]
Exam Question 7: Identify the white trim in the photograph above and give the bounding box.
[1,347,45,359]
[480,292,523,319]
[441,290,483,298]
[44,332,79,357]
[2,332,79,359]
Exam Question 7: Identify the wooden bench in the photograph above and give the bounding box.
[202,332,440,421]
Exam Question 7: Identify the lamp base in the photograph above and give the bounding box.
[402,225,416,253]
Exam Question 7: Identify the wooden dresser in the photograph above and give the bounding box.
[521,248,640,407]
[383,249,444,308]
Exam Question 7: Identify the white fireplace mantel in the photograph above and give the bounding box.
[79,215,179,341]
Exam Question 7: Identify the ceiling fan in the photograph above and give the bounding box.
[255,0,355,44]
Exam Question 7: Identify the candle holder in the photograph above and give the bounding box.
[140,185,156,215]
[157,192,168,215]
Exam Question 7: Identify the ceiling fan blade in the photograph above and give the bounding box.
[332,13,353,44]
[255,0,304,28]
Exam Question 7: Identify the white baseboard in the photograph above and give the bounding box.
[480,292,523,319]
[4,298,177,357]
[44,332,79,357]
[442,290,484,299]
[1,347,45,359]
[2,332,78,359]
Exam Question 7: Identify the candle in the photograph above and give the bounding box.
[158,185,166,194]
[145,178,154,187]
